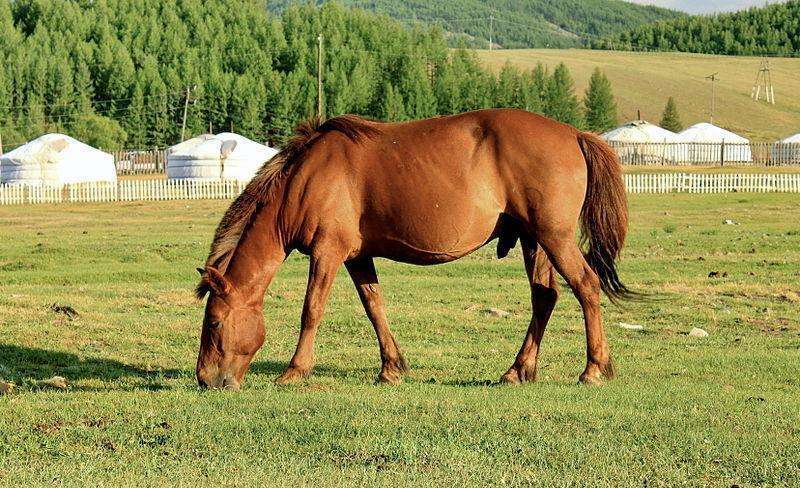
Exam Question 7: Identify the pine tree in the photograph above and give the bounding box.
[660,97,683,132]
[518,70,542,113]
[399,60,437,119]
[583,68,618,133]
[544,63,582,128]
[379,82,406,121]
[495,62,521,108]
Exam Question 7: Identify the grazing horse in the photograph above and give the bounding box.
[194,108,630,390]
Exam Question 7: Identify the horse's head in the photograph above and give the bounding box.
[195,266,264,390]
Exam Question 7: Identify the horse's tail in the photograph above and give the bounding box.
[577,132,634,304]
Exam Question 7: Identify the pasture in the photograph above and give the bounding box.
[477,49,800,142]
[1,194,799,485]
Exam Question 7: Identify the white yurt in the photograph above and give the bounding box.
[0,134,117,185]
[771,133,800,164]
[166,133,278,181]
[675,123,752,164]
[601,120,680,164]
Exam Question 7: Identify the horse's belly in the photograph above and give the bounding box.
[365,207,500,265]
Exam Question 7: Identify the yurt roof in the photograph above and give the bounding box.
[677,123,749,143]
[779,133,800,143]
[0,133,116,185]
[2,133,108,160]
[167,132,277,160]
[601,120,678,143]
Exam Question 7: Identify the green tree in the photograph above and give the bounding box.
[71,113,128,151]
[583,68,618,133]
[379,81,406,121]
[659,96,683,132]
[544,63,582,128]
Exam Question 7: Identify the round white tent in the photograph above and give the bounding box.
[675,123,752,164]
[166,133,278,181]
[601,120,680,164]
[771,133,800,164]
[0,134,116,185]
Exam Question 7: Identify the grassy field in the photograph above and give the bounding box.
[1,195,799,485]
[477,49,800,142]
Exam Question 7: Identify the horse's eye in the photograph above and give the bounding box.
[209,321,222,330]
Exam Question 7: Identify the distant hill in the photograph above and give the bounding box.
[478,49,800,142]
[268,0,685,48]
[593,0,800,56]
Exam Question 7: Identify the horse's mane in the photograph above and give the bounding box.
[196,115,381,298]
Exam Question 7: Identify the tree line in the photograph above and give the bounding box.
[269,0,683,50]
[0,0,624,152]
[593,0,800,56]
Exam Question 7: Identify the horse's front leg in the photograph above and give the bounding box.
[276,251,343,385]
[345,257,409,385]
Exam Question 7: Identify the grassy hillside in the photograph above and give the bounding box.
[269,0,684,49]
[594,0,800,56]
[478,49,800,141]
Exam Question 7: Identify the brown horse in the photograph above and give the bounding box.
[194,108,630,390]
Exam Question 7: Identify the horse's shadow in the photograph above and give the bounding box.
[1,344,503,389]
[0,343,189,391]
[0,344,368,391]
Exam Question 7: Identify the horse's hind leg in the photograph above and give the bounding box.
[501,239,559,384]
[346,258,409,385]
[537,232,614,385]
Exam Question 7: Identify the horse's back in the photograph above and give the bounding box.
[288,109,588,263]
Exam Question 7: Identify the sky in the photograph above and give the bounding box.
[625,0,785,14]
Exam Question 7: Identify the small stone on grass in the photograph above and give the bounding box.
[689,327,709,338]
[618,322,644,331]
[484,308,511,318]
[40,376,68,389]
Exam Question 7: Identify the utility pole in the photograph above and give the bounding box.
[751,57,775,105]
[705,73,718,125]
[317,34,324,120]
[180,85,196,141]
[489,15,494,51]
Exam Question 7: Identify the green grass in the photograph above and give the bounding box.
[1,195,799,486]
[477,49,800,143]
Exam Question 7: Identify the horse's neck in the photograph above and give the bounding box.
[224,187,289,304]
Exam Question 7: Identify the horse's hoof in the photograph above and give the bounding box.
[578,373,604,386]
[499,371,522,385]
[378,370,403,385]
[500,363,537,385]
[579,357,615,386]
[275,367,309,385]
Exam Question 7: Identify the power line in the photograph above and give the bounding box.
[0,89,184,112]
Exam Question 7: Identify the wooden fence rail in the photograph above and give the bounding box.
[623,173,800,193]
[1,174,799,205]
[609,141,800,166]
[0,179,246,205]
[111,149,168,174]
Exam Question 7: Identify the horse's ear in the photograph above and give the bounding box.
[203,266,233,296]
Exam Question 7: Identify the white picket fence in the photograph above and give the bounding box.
[1,174,799,205]
[623,173,800,194]
[0,179,247,205]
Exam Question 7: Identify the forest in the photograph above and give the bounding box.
[0,0,618,151]
[593,0,800,56]
[268,0,683,49]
